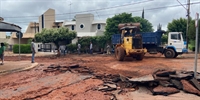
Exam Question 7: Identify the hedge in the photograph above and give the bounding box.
[13,44,32,53]
[66,44,77,53]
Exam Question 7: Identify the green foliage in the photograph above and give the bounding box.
[27,39,32,44]
[104,12,153,39]
[78,36,94,50]
[77,35,108,53]
[142,9,144,19]
[188,19,200,40]
[66,44,77,53]
[35,27,77,48]
[161,34,168,44]
[133,16,153,32]
[188,40,195,51]
[167,17,187,40]
[95,36,107,49]
[13,44,31,53]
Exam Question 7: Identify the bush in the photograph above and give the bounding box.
[66,44,77,53]
[77,36,107,53]
[188,40,195,51]
[13,44,32,53]
[27,39,33,44]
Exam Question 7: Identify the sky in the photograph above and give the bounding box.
[0,0,200,36]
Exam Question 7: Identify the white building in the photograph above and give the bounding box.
[62,13,106,43]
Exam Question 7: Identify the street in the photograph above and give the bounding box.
[0,54,200,100]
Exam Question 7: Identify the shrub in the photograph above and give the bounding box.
[189,40,195,51]
[77,36,107,53]
[13,44,32,53]
[27,39,33,44]
[66,44,77,53]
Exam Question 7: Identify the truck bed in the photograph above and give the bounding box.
[111,30,164,46]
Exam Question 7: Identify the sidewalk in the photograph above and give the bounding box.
[0,51,55,75]
[0,61,38,75]
[4,51,57,57]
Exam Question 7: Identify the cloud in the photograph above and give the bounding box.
[0,0,200,33]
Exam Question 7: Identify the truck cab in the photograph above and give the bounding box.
[164,32,188,58]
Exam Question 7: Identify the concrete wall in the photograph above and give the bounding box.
[65,25,76,31]
[91,24,106,32]
[96,31,104,36]
[75,14,94,32]
[39,8,55,32]
[25,23,39,33]
[8,38,30,45]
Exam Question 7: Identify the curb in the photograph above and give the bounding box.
[0,63,38,75]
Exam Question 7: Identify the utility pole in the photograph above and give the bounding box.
[186,0,190,49]
[194,13,199,78]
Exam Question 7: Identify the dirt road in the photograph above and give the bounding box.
[0,54,200,100]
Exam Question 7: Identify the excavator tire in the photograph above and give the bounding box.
[115,47,125,61]
[136,53,144,60]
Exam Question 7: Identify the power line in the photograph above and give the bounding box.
[8,1,200,24]
[176,0,187,10]
[2,0,154,18]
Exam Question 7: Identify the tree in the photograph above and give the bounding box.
[104,12,153,39]
[133,16,153,32]
[104,13,134,39]
[142,8,144,19]
[35,27,77,51]
[77,35,107,53]
[188,19,200,40]
[167,17,188,40]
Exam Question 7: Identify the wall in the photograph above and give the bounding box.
[65,25,76,31]
[75,14,94,32]
[91,24,106,32]
[39,9,55,32]
[25,23,38,33]
[0,32,6,38]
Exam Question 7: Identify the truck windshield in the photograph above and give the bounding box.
[171,34,181,40]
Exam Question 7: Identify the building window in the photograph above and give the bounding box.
[71,25,74,30]
[97,24,101,30]
[80,24,84,29]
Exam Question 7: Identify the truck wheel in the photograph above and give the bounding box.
[164,49,175,58]
[136,53,144,60]
[115,47,125,61]
[173,53,178,58]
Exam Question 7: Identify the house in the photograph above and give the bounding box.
[62,13,106,44]
[8,8,63,51]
